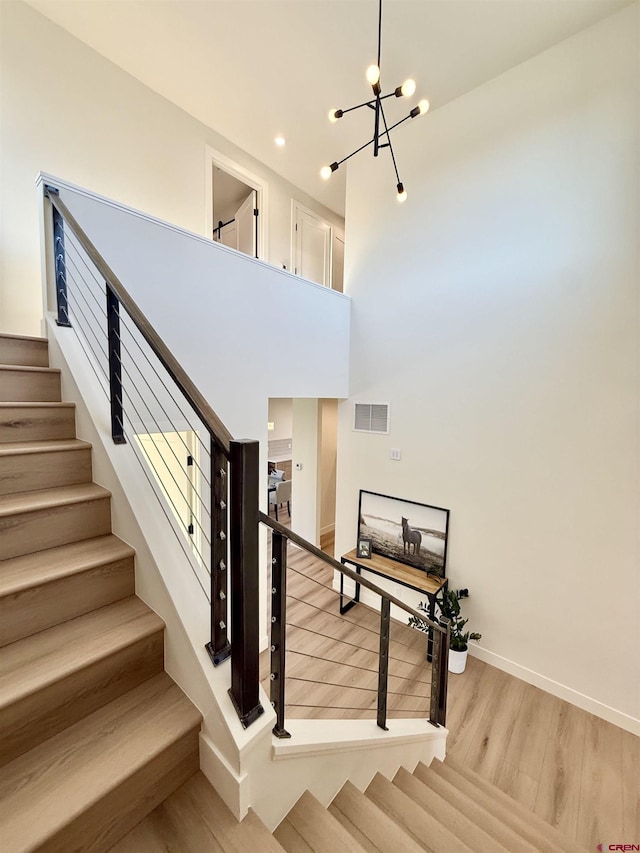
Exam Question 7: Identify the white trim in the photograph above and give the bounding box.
[36,173,350,302]
[320,523,335,536]
[204,145,270,263]
[467,644,640,736]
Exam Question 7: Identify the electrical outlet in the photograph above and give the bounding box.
[295,462,303,470]
[390,448,401,461]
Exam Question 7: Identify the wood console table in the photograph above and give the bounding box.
[340,549,447,661]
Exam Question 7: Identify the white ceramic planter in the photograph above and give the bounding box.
[448,648,468,674]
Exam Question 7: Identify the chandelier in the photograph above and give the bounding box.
[321,0,429,203]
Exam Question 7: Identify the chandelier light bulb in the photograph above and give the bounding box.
[418,98,430,115]
[397,182,407,203]
[320,165,332,180]
[400,79,416,98]
[366,64,380,85]
[328,109,343,123]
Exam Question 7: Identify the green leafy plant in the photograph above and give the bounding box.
[408,588,481,652]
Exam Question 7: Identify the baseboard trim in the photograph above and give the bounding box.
[320,523,335,537]
[468,645,640,736]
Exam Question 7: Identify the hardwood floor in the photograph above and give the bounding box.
[262,541,640,849]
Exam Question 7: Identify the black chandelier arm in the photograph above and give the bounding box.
[333,106,419,170]
[379,102,401,185]
[376,0,383,68]
[340,88,407,117]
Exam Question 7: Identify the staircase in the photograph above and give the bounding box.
[0,333,204,852]
[0,332,588,852]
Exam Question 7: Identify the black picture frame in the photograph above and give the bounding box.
[357,536,372,559]
[357,490,450,577]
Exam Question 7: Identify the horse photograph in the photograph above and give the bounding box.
[358,490,449,576]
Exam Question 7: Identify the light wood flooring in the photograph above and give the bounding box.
[261,541,640,850]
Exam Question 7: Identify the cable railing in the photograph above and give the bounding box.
[262,514,449,736]
[44,184,449,736]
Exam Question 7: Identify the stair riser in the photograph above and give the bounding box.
[0,368,61,402]
[0,405,76,443]
[42,730,200,853]
[0,554,135,647]
[0,337,49,368]
[0,630,164,766]
[0,497,111,560]
[0,447,92,496]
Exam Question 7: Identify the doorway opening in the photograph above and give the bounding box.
[205,145,269,262]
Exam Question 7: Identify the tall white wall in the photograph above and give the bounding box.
[337,5,639,730]
[0,0,344,336]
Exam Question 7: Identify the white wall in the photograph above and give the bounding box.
[0,0,344,337]
[268,398,293,442]
[337,5,639,731]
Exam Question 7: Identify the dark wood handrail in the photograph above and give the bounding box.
[259,511,446,633]
[44,187,233,456]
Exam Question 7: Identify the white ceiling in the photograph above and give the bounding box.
[27,0,630,218]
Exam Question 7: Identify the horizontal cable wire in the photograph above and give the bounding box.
[65,232,213,468]
[65,240,212,488]
[61,277,212,597]
[113,320,212,487]
[286,646,379,677]
[117,418,211,592]
[285,674,429,698]
[114,391,212,555]
[287,599,420,666]
[64,254,213,546]
[286,703,376,712]
[287,565,425,653]
[111,351,212,523]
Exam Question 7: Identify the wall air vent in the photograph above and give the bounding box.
[353,403,390,434]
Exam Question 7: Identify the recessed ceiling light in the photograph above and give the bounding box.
[275,136,286,147]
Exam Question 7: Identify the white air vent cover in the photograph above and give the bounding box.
[353,403,390,434]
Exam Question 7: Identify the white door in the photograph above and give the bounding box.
[293,202,333,287]
[235,190,257,258]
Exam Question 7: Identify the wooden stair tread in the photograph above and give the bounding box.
[0,333,48,342]
[0,363,60,375]
[330,779,423,853]
[0,534,134,596]
[0,437,91,456]
[366,771,474,853]
[412,762,541,853]
[431,760,583,853]
[0,481,110,516]
[0,673,202,852]
[277,790,366,852]
[0,401,74,408]
[0,596,163,707]
[394,766,511,853]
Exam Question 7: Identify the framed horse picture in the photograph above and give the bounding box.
[357,490,450,577]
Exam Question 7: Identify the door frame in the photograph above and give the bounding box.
[205,145,269,263]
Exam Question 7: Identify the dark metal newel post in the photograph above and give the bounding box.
[106,286,126,444]
[228,439,264,728]
[429,617,450,727]
[377,598,391,730]
[206,440,231,665]
[270,531,290,738]
[50,193,71,328]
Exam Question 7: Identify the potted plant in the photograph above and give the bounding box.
[408,588,481,674]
